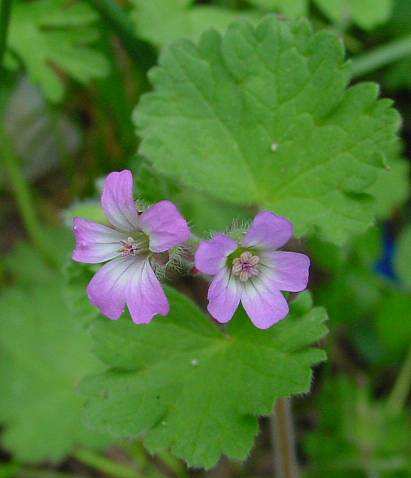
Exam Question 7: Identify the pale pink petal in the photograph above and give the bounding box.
[261,251,310,292]
[101,170,139,232]
[207,269,241,323]
[86,256,137,320]
[126,260,169,324]
[72,217,127,264]
[139,200,191,252]
[243,211,293,250]
[241,283,289,329]
[195,234,238,275]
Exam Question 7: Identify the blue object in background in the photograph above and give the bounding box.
[375,226,398,282]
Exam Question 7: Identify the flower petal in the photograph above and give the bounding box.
[261,251,310,292]
[126,260,169,324]
[241,283,289,329]
[101,170,139,232]
[243,211,293,250]
[72,217,126,264]
[86,256,137,320]
[139,200,191,252]
[195,234,238,275]
[207,269,241,323]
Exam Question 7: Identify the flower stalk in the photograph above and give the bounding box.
[0,0,12,83]
[387,343,411,413]
[271,398,299,478]
[0,126,59,267]
[351,34,411,79]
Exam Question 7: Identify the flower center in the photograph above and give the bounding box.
[231,251,260,282]
[119,235,149,257]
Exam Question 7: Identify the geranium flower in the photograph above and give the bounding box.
[194,212,310,329]
[72,170,190,324]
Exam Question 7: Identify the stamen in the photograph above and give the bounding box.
[119,237,145,256]
[231,251,260,282]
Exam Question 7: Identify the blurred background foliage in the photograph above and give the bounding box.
[0,0,411,477]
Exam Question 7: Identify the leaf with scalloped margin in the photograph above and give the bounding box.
[80,288,327,468]
[134,17,400,245]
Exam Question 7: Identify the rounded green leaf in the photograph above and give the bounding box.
[134,16,400,244]
[81,288,327,468]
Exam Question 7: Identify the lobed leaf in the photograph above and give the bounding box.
[134,16,400,245]
[81,288,327,468]
[6,0,109,102]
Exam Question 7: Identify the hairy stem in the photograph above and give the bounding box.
[74,449,145,478]
[351,34,411,78]
[270,398,299,478]
[0,127,58,267]
[85,0,156,71]
[387,344,411,413]
[0,0,12,81]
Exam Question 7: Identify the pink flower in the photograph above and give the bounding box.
[194,212,310,329]
[72,170,190,324]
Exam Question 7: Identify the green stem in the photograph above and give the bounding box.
[270,398,299,478]
[0,127,58,267]
[387,344,411,413]
[73,449,145,478]
[351,34,411,79]
[0,0,13,81]
[85,0,156,72]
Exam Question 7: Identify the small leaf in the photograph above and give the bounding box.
[314,0,393,30]
[81,288,327,468]
[131,0,260,47]
[134,17,400,244]
[6,0,109,102]
[247,0,307,16]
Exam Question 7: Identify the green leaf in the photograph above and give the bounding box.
[304,377,411,477]
[81,288,327,468]
[63,199,107,227]
[6,0,110,102]
[131,0,260,47]
[314,0,394,30]
[395,225,411,287]
[311,228,384,325]
[135,160,253,235]
[134,17,400,245]
[246,0,307,16]
[2,228,73,286]
[0,244,111,462]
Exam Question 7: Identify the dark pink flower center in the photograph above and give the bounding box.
[119,236,148,257]
[231,251,260,282]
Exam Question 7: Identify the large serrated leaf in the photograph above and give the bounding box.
[81,288,327,468]
[134,16,400,245]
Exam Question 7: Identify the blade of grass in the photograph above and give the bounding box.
[351,34,411,78]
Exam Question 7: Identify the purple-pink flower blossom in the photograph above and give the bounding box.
[72,170,190,324]
[194,212,310,329]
